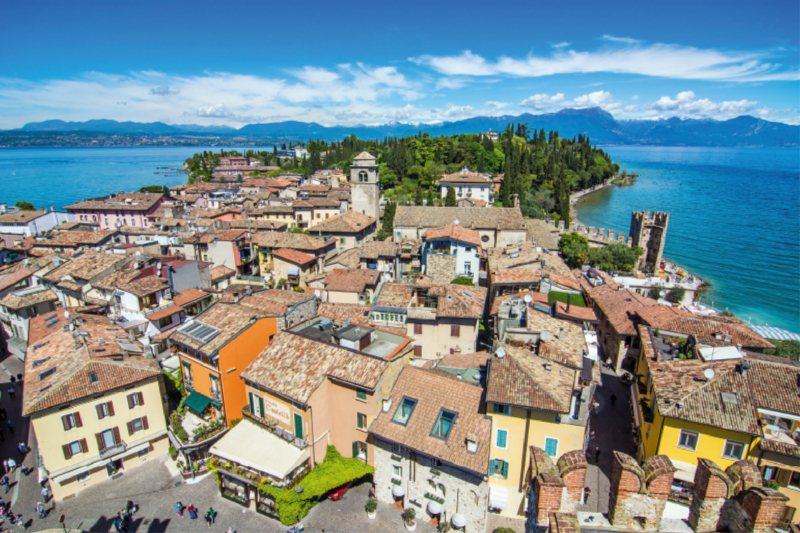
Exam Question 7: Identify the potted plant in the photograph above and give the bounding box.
[365,497,378,519]
[402,508,417,531]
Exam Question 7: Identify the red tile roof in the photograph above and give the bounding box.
[272,248,317,266]
[422,225,482,247]
[325,268,380,293]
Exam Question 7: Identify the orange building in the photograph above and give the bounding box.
[170,302,277,427]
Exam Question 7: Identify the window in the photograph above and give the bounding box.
[356,388,367,401]
[61,412,82,431]
[722,440,746,460]
[340,237,346,244]
[490,459,509,479]
[95,401,114,420]
[392,397,417,425]
[293,413,304,440]
[357,413,367,430]
[352,441,367,460]
[413,345,422,357]
[678,430,699,451]
[89,372,99,384]
[413,323,422,335]
[63,439,87,459]
[545,437,559,457]
[432,409,456,439]
[77,471,90,482]
[127,416,149,435]
[158,316,172,328]
[138,448,150,458]
[493,403,511,416]
[790,472,800,490]
[763,466,777,481]
[450,325,460,337]
[126,392,144,409]
[496,429,508,449]
[392,465,402,479]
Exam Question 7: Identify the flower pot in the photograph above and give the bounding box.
[368,511,377,519]
[405,520,416,531]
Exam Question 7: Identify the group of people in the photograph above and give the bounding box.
[175,503,218,529]
[111,500,138,533]
[0,499,28,531]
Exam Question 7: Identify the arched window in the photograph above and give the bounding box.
[470,490,478,505]
[359,171,368,182]
[437,483,446,498]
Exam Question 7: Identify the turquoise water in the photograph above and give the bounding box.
[577,146,800,333]
[0,146,273,210]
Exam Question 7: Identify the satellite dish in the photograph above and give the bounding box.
[64,311,70,319]
[314,290,321,298]
[703,368,715,380]
[453,219,460,225]
[495,347,506,359]
[524,295,533,304]
[540,331,550,342]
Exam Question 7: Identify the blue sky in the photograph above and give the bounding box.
[1,0,798,128]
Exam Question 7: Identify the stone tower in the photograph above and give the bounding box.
[629,211,670,273]
[350,151,380,220]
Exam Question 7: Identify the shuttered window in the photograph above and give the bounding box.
[62,439,88,460]
[61,412,82,431]
[95,401,114,420]
[450,325,460,337]
[545,438,559,457]
[496,429,508,449]
[413,345,422,357]
[127,392,144,409]
[127,416,149,436]
[490,459,509,479]
[357,413,367,430]
[413,323,422,335]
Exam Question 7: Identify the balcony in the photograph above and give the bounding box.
[241,405,308,450]
[211,390,222,403]
[100,441,127,459]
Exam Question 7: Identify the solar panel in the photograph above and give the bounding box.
[179,321,220,344]
[46,319,60,328]
[33,341,50,351]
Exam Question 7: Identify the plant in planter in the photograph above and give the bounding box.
[168,445,178,460]
[438,523,452,533]
[365,497,378,519]
[402,508,417,531]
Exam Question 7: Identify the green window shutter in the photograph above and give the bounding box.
[352,441,359,458]
[258,396,265,417]
[502,460,509,479]
[497,430,507,448]
[545,438,558,457]
[294,413,304,439]
[357,389,366,401]
[490,459,496,474]
[248,393,255,414]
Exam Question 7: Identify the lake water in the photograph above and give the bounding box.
[577,146,800,333]
[1,145,797,332]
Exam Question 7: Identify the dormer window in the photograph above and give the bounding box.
[432,409,457,439]
[392,397,417,426]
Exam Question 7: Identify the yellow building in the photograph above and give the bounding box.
[485,341,597,517]
[23,311,169,502]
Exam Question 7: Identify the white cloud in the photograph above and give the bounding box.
[644,90,758,119]
[149,85,179,96]
[519,93,564,110]
[485,101,510,110]
[570,90,617,109]
[410,41,800,82]
[436,77,469,90]
[551,42,570,48]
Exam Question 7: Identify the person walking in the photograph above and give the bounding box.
[1,475,9,494]
[594,446,601,463]
[203,511,213,529]
[174,502,183,518]
[7,458,16,472]
[40,486,49,503]
[126,500,136,517]
[35,503,45,519]
[610,393,617,407]
[207,507,216,524]
[188,504,198,520]
[15,513,26,531]
[8,387,14,400]
[6,420,14,435]
[0,407,8,421]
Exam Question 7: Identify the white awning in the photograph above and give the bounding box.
[52,442,152,483]
[671,459,697,483]
[210,419,309,480]
[287,266,300,276]
[489,485,508,510]
[392,485,405,498]
[427,500,443,515]
[451,514,467,528]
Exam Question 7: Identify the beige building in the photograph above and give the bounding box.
[324,268,381,304]
[23,311,168,501]
[393,207,527,248]
[272,248,320,290]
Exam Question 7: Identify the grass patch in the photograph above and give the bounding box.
[548,291,586,308]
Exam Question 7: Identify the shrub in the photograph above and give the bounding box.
[168,446,178,460]
[438,523,452,532]
[402,508,416,523]
[450,276,474,286]
[493,528,517,533]
[365,497,378,513]
[666,286,686,304]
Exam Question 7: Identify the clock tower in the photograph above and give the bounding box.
[350,151,380,220]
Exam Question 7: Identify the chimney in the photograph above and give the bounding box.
[567,293,571,313]
[558,327,563,340]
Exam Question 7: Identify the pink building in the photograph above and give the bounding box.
[65,192,165,230]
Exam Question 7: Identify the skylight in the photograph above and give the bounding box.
[38,367,56,381]
[432,409,457,439]
[392,397,417,426]
[720,392,738,405]
[178,321,221,344]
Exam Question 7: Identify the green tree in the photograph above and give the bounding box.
[14,201,34,211]
[558,232,590,268]
[415,187,424,206]
[376,201,397,241]
[445,187,457,207]
[648,285,664,300]
[450,276,474,286]
[665,286,686,304]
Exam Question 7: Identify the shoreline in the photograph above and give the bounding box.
[570,178,614,223]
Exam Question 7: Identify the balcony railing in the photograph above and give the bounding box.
[241,406,307,450]
[100,441,127,459]
[211,390,222,403]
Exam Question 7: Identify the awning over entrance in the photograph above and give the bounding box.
[210,419,310,481]
[184,391,212,415]
[489,485,508,510]
[671,459,697,483]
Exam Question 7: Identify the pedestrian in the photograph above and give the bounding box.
[188,504,198,520]
[610,393,617,407]
[1,475,9,494]
[126,500,136,517]
[8,387,14,400]
[113,516,124,533]
[18,443,27,456]
[3,459,8,472]
[15,513,26,531]
[7,458,16,472]
[6,420,14,435]
[0,407,8,421]
[174,502,183,518]
[226,528,235,533]
[40,486,49,503]
[594,446,601,463]
[207,507,216,524]
[203,512,213,529]
[605,357,612,370]
[35,503,45,519]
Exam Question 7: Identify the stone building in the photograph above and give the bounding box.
[350,151,380,220]
[370,366,491,532]
[629,211,669,273]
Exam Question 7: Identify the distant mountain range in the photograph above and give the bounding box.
[10,108,799,147]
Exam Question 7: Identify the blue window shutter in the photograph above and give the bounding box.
[545,438,558,457]
[496,430,507,448]
[490,459,496,474]
[501,460,509,479]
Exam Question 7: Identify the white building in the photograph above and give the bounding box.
[421,225,482,285]
[439,168,493,204]
[0,206,74,248]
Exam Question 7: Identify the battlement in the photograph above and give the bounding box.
[631,211,670,228]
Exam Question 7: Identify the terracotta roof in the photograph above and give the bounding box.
[0,209,47,224]
[548,272,581,291]
[491,291,549,316]
[439,170,492,184]
[486,344,577,413]
[394,206,525,231]
[526,313,588,368]
[251,231,330,252]
[525,219,559,250]
[216,229,248,241]
[437,351,490,370]
[353,240,399,259]
[251,205,294,215]
[588,286,660,335]
[325,248,361,269]
[368,366,491,475]
[1,287,58,309]
[353,151,376,161]
[298,185,331,193]
[239,289,314,317]
[0,267,35,293]
[554,301,598,322]
[169,302,262,358]
[746,358,800,416]
[422,225,482,248]
[84,267,137,294]
[146,304,183,321]
[272,248,317,266]
[23,313,158,416]
[491,268,541,285]
[458,198,488,208]
[375,283,414,309]
[56,279,84,292]
[210,265,235,282]
[759,438,800,459]
[242,331,387,404]
[65,192,163,213]
[119,275,169,297]
[229,219,287,231]
[308,210,375,234]
[325,269,380,293]
[42,251,128,283]
[172,288,211,307]
[38,229,117,248]
[420,282,487,319]
[638,312,774,349]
